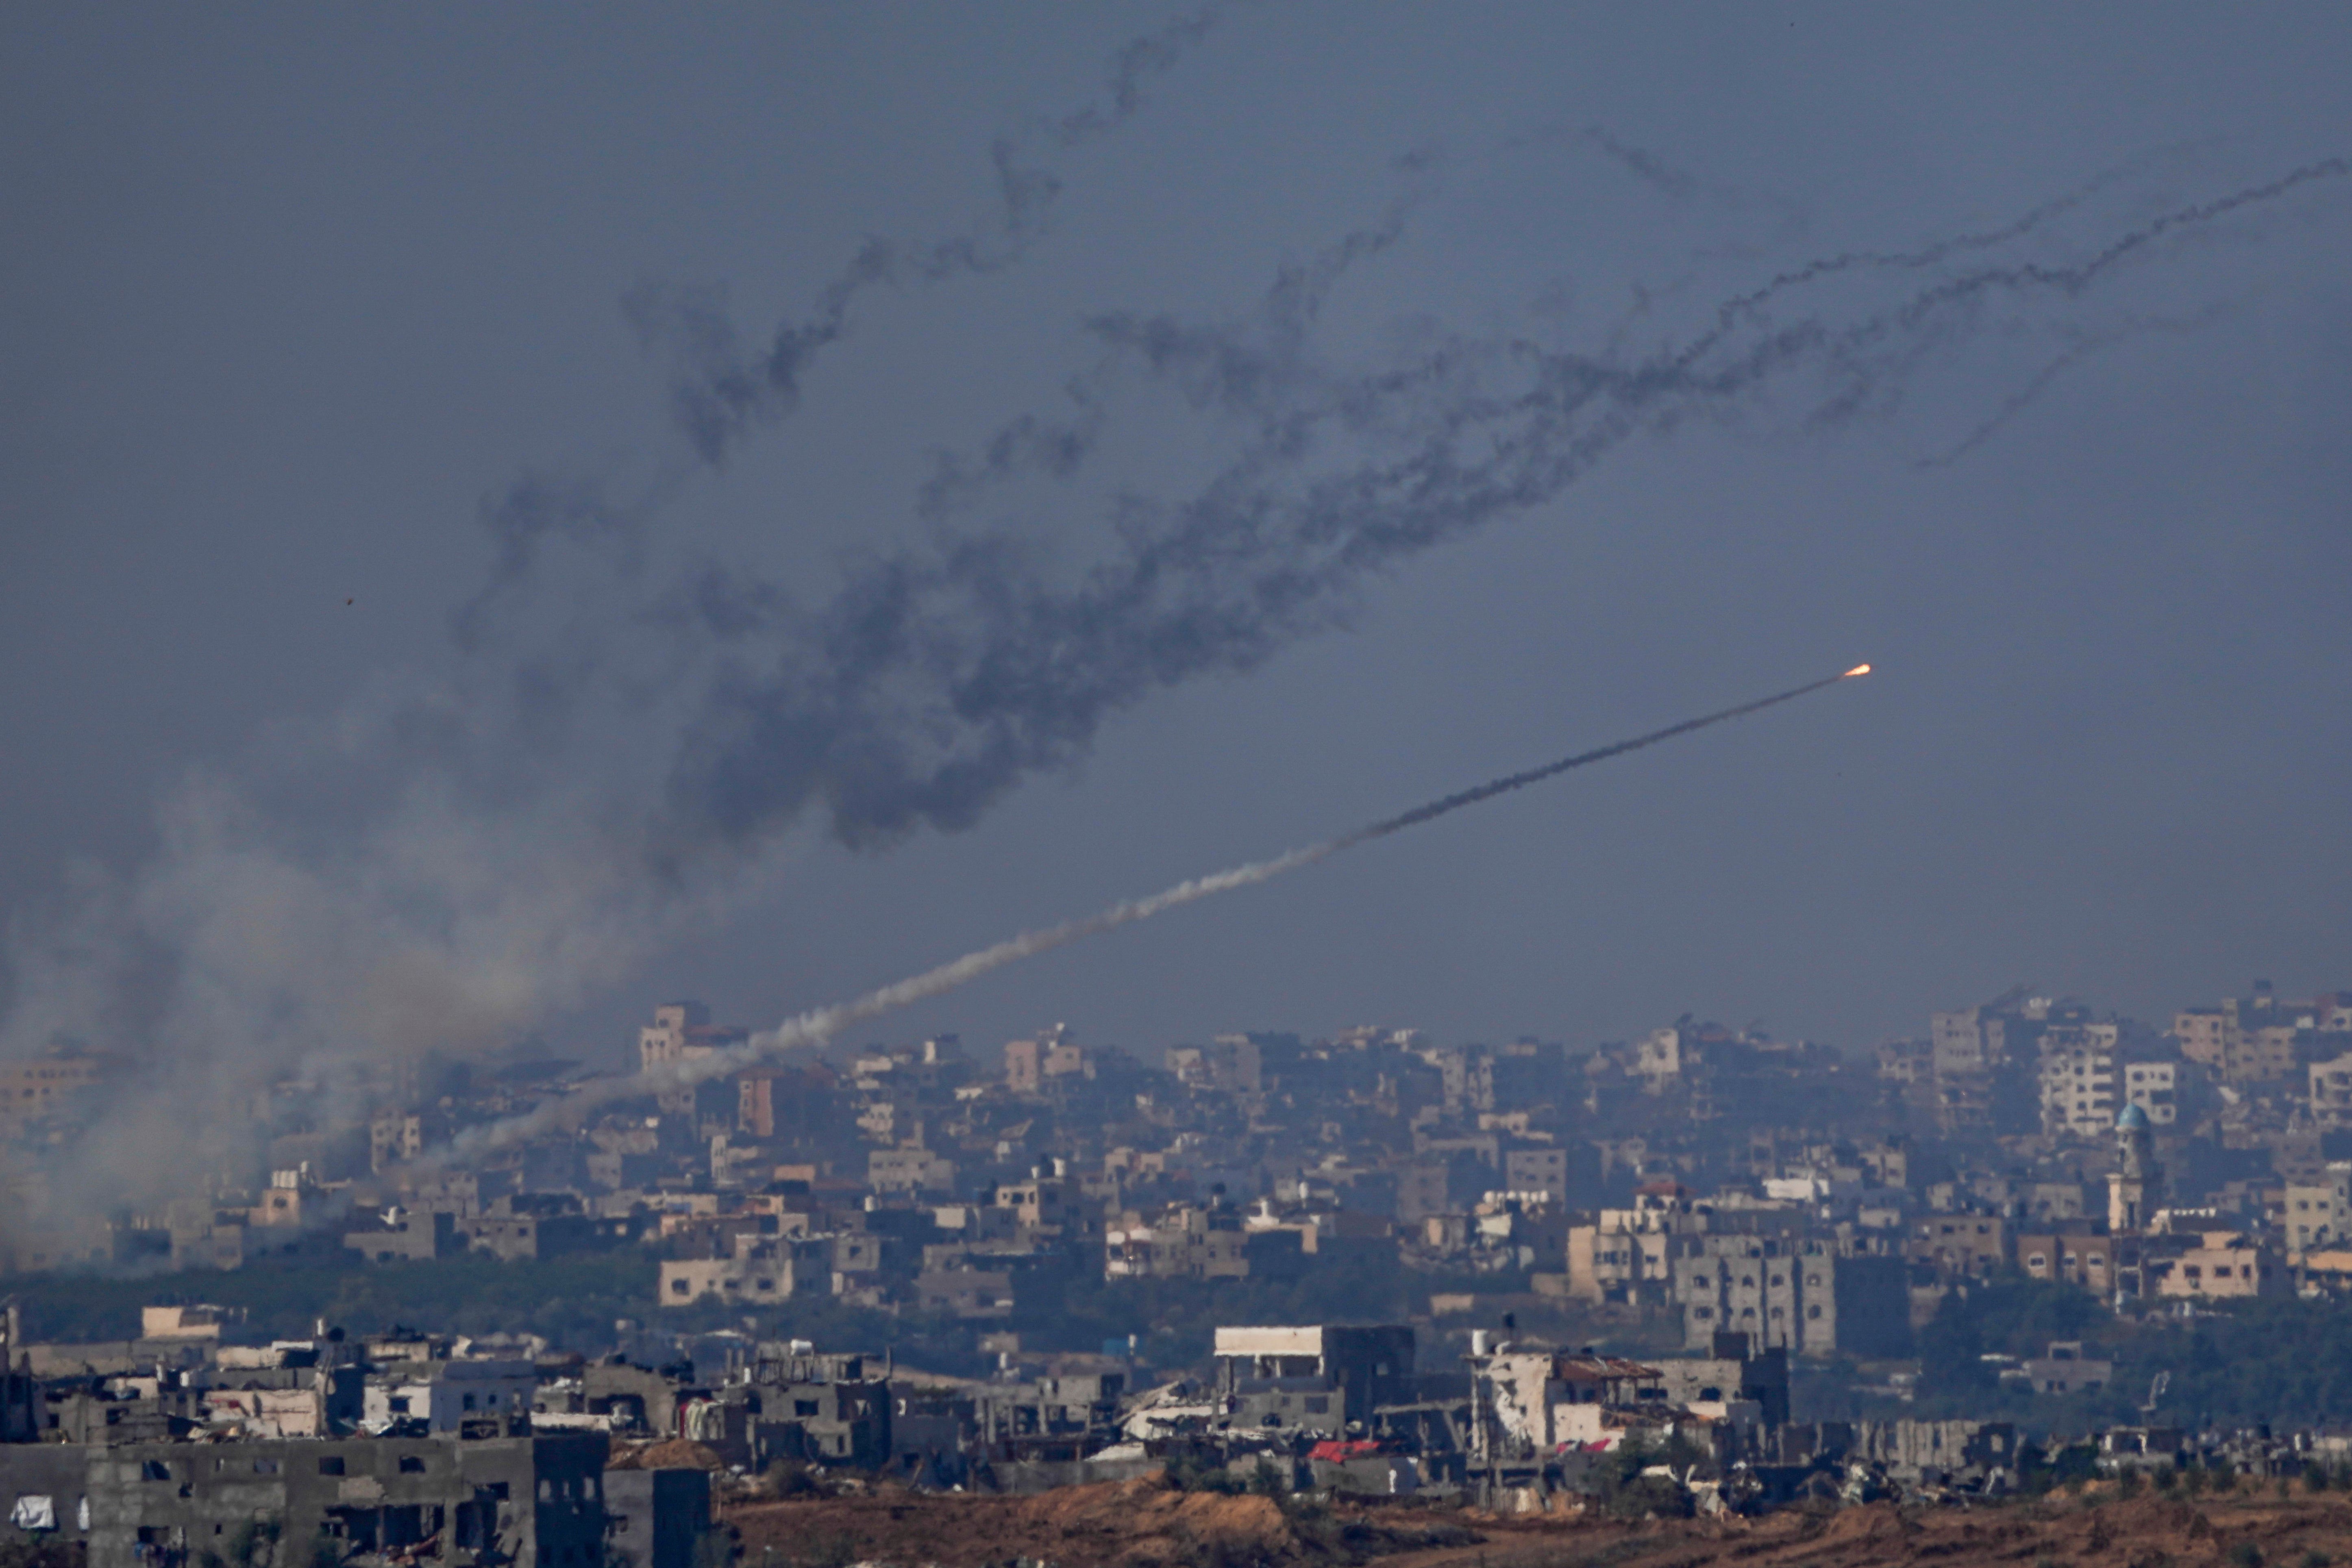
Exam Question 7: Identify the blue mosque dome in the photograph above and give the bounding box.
[2116,1103,2150,1132]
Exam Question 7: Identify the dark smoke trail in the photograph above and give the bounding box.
[1336,668,1865,848]
[646,157,2345,864]
[631,7,1223,470]
[1913,302,2232,470]
[459,7,1226,619]
[450,664,1870,1155]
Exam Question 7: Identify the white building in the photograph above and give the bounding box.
[363,1359,537,1433]
[2037,1027,2174,1139]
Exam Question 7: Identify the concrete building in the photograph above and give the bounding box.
[1004,1026,1089,1095]
[2016,1229,2123,1292]
[739,1345,894,1468]
[866,1148,956,1196]
[2284,1163,2352,1253]
[2311,1053,2352,1131]
[657,1235,829,1307]
[1501,1147,1570,1205]
[0,1047,113,1135]
[2037,1024,2123,1139]
[1211,1325,1420,1432]
[1673,1243,1910,1357]
[603,1468,709,1568]
[1105,1204,1249,1280]
[0,1433,612,1568]
[344,1210,459,1264]
[1906,1215,2010,1279]
[637,1001,745,1074]
[2155,1231,2283,1299]
[363,1360,538,1434]
[1563,1183,1706,1304]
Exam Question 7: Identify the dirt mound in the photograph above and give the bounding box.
[611,1439,728,1472]
[723,1480,2352,1568]
[727,1474,1468,1568]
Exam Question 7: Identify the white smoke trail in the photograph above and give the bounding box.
[443,665,1866,1159]
[438,841,1334,1159]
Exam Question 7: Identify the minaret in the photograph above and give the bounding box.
[2108,1102,2161,1233]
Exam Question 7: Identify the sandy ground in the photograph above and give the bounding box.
[719,1476,2352,1568]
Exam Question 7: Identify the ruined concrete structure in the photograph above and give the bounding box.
[0,1432,613,1568]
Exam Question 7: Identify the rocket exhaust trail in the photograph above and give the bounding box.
[1335,664,1869,850]
[444,663,1870,1156]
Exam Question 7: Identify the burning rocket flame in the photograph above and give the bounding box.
[1844,663,1872,678]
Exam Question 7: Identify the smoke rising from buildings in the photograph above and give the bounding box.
[0,12,2343,1250]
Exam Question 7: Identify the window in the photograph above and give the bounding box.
[400,1457,426,1474]
[670,1279,690,1296]
[141,1462,172,1481]
[1807,1305,1822,1320]
[389,1397,411,1414]
[795,1400,820,1417]
[463,1394,478,1411]
[318,1458,345,1477]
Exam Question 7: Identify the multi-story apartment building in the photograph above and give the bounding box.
[2174,1006,2232,1072]
[0,1047,113,1136]
[2038,1025,2122,1139]
[2283,1163,2352,1253]
[2154,1231,2284,1299]
[1670,1240,1910,1357]
[1563,1183,1708,1303]
[2036,1027,2177,1139]
[637,1000,747,1074]
[1105,1203,1249,1279]
[1906,1214,2010,1278]
[2016,1228,2124,1293]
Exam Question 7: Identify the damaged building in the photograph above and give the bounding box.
[0,1432,614,1568]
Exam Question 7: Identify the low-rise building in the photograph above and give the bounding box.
[2154,1231,2284,1299]
[363,1359,537,1434]
[0,1432,612,1568]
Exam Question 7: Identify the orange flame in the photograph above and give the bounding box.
[1843,663,1872,678]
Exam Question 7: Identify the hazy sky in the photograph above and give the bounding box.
[5,3,2350,1084]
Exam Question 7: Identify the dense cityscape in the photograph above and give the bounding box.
[10,11,2352,1568]
[8,978,2352,1563]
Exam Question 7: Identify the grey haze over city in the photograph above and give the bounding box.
[5,3,2352,1206]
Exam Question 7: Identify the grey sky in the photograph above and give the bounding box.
[4,2,2350,1092]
